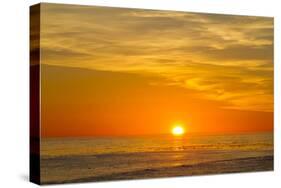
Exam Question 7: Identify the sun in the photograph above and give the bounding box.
[172,125,185,136]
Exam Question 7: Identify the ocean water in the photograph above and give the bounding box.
[40,132,273,184]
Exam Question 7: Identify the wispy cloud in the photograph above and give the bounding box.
[40,3,273,112]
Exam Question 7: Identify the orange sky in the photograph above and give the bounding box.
[38,4,273,137]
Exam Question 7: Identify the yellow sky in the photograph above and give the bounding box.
[40,4,273,112]
[37,3,273,136]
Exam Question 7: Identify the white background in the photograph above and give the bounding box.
[0,0,280,187]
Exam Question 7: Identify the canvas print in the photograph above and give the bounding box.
[30,3,274,185]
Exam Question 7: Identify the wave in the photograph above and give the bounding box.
[42,155,273,184]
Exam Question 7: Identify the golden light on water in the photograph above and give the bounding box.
[172,125,185,136]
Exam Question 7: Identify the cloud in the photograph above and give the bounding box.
[39,3,273,112]
[175,44,273,61]
[41,47,91,61]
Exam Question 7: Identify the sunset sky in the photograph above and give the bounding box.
[39,4,273,137]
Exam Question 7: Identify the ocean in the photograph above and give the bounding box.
[40,132,273,184]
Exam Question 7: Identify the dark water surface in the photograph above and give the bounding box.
[41,132,273,184]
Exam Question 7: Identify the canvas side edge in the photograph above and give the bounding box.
[30,3,41,185]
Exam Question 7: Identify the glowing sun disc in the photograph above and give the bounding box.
[172,126,185,136]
